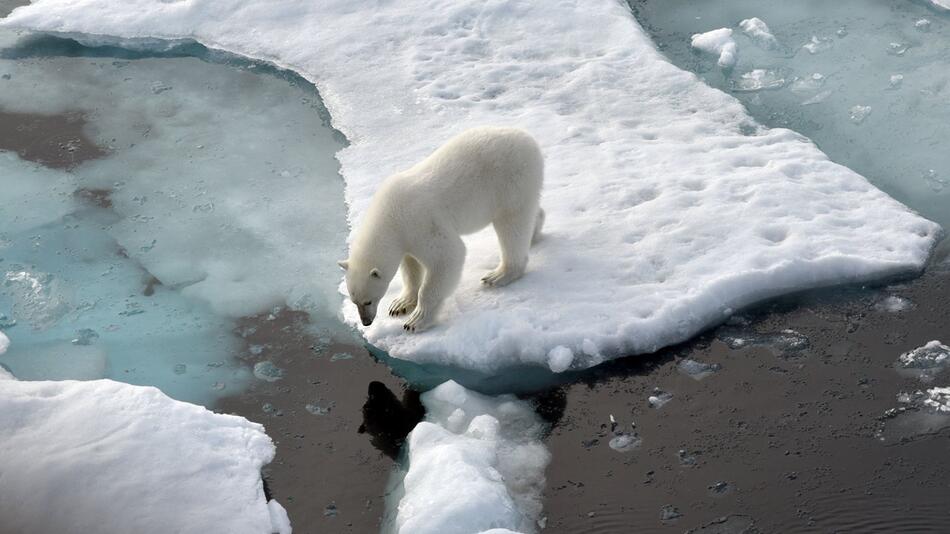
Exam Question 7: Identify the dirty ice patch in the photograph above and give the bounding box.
[389,381,549,534]
[5,0,939,373]
[691,28,738,68]
[0,378,290,534]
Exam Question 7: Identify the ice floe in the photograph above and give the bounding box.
[739,18,779,50]
[691,28,738,68]
[0,377,289,534]
[389,381,549,534]
[3,0,939,374]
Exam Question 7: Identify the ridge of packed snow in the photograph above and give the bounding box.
[0,377,290,534]
[691,28,739,67]
[3,0,939,373]
[391,381,549,534]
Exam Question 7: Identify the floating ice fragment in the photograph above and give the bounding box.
[323,503,338,517]
[253,360,284,382]
[330,352,353,361]
[660,505,682,521]
[677,449,698,466]
[923,387,950,413]
[836,26,848,38]
[875,295,913,313]
[887,42,909,56]
[678,358,722,380]
[3,270,70,330]
[70,328,99,346]
[717,327,809,355]
[803,36,833,54]
[0,314,15,328]
[608,432,642,453]
[708,481,732,495]
[691,28,738,68]
[790,73,826,93]
[849,105,872,124]
[262,402,283,416]
[0,331,8,355]
[739,18,778,50]
[173,363,187,375]
[648,388,673,408]
[898,341,950,370]
[801,90,832,106]
[888,74,904,89]
[915,19,932,32]
[730,69,788,92]
[305,402,333,415]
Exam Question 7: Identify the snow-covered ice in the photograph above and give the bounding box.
[0,376,289,534]
[2,0,940,375]
[691,28,739,68]
[388,381,549,534]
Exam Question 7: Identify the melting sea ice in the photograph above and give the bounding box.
[0,28,349,405]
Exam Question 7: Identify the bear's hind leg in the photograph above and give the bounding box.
[482,208,536,287]
[389,255,423,317]
[531,207,545,245]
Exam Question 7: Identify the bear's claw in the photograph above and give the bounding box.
[403,307,430,333]
[389,295,417,317]
[481,267,523,287]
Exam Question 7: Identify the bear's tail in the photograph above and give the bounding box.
[531,207,545,245]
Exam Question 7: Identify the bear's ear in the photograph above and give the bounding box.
[370,268,381,279]
[337,260,349,271]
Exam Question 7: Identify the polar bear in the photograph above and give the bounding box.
[339,126,545,332]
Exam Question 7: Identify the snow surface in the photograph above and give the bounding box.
[691,28,739,68]
[0,377,289,534]
[390,381,549,534]
[3,0,940,373]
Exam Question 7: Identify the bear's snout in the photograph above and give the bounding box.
[357,304,376,326]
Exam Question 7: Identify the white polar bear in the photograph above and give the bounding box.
[339,126,545,332]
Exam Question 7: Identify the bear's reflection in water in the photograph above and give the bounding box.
[359,381,568,459]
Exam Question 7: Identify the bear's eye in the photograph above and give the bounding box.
[363,301,372,306]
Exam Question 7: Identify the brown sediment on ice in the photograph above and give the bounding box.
[0,109,107,169]
[216,308,415,533]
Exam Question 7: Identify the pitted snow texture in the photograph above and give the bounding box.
[0,378,289,534]
[4,0,939,372]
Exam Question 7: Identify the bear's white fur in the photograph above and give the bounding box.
[339,126,545,332]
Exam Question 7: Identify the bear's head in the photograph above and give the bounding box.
[338,258,390,326]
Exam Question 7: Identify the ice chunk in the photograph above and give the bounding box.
[2,270,70,330]
[739,18,778,50]
[801,90,833,106]
[790,73,826,93]
[691,28,738,68]
[546,345,573,373]
[0,379,289,533]
[608,432,642,453]
[6,0,937,375]
[0,331,8,355]
[849,105,872,124]
[802,36,833,54]
[253,360,285,382]
[678,358,721,380]
[730,69,788,92]
[915,19,932,32]
[923,387,950,413]
[875,295,913,313]
[898,341,950,370]
[887,42,909,56]
[928,0,950,11]
[888,74,904,89]
[648,388,673,408]
[390,381,549,534]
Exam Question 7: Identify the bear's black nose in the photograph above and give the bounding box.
[361,317,373,326]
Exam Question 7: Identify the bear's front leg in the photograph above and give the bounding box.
[403,235,465,333]
[389,255,423,317]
